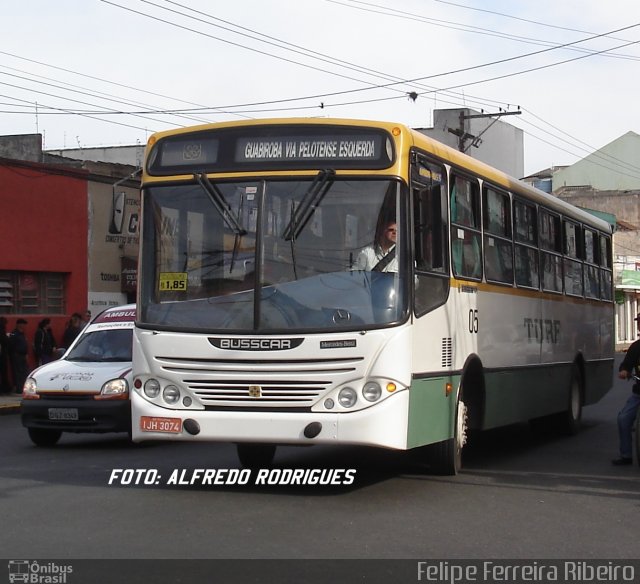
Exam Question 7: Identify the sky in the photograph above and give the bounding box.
[2,0,640,176]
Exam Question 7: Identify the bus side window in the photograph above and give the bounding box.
[483,186,513,284]
[450,174,482,280]
[514,199,539,289]
[563,220,583,297]
[412,156,450,316]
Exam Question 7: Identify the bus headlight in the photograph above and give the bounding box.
[338,387,357,408]
[163,385,180,405]
[101,378,128,396]
[144,379,161,398]
[362,381,382,402]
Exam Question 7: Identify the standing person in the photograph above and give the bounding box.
[62,312,84,350]
[0,317,10,394]
[353,220,398,272]
[8,318,29,393]
[83,310,92,325]
[34,318,56,366]
[613,339,640,465]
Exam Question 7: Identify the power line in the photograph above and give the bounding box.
[100,0,640,108]
[329,0,640,61]
[0,49,250,120]
[431,0,637,41]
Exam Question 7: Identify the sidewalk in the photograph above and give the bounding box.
[0,393,21,415]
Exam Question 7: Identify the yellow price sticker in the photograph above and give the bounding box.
[159,272,188,292]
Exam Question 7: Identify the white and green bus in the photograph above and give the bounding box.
[132,118,614,474]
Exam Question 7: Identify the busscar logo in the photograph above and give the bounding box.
[209,338,304,351]
[8,561,73,584]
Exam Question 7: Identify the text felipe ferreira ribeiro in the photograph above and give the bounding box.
[417,561,635,583]
[108,468,356,486]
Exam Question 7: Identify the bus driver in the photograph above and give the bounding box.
[353,220,398,273]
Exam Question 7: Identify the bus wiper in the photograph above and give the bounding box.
[282,169,335,241]
[195,173,247,236]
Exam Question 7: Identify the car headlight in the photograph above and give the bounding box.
[338,387,357,408]
[23,377,38,396]
[144,379,161,398]
[101,378,129,396]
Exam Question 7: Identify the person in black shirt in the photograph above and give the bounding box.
[0,317,10,394]
[34,318,56,366]
[9,318,29,393]
[62,313,84,350]
[613,339,640,465]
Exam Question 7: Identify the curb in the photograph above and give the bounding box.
[0,403,21,416]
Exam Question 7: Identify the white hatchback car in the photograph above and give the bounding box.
[21,304,135,446]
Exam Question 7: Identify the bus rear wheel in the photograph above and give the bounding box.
[28,428,62,447]
[559,365,583,435]
[428,394,467,475]
[236,443,276,469]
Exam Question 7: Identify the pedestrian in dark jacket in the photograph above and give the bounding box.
[9,318,29,393]
[34,318,56,366]
[62,313,84,350]
[613,339,640,465]
[0,317,10,394]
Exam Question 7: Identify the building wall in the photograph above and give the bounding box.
[87,181,140,313]
[553,131,640,191]
[0,159,89,359]
[554,188,640,227]
[0,134,43,163]
[416,108,524,178]
[46,145,145,167]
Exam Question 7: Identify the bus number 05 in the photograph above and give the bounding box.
[468,309,479,334]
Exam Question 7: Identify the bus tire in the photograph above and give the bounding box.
[236,443,276,469]
[27,428,62,447]
[559,364,583,436]
[428,392,467,475]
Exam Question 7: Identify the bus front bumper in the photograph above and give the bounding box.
[131,390,409,450]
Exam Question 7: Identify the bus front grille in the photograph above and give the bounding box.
[153,355,364,408]
[188,380,328,406]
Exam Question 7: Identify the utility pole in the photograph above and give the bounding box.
[448,109,521,153]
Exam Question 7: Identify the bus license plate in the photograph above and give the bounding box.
[48,408,79,421]
[140,416,182,433]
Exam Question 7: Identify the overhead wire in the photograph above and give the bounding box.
[3,0,639,180]
[328,0,640,61]
[431,0,637,41]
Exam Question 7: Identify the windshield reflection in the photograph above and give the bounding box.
[141,178,407,332]
[66,330,133,362]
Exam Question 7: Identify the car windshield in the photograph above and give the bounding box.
[66,329,133,362]
[139,177,408,333]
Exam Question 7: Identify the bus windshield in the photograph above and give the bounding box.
[140,177,407,333]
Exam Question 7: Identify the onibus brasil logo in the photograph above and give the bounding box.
[7,561,73,584]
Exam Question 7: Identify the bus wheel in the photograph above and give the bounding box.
[236,443,276,469]
[27,428,62,447]
[559,365,583,435]
[428,394,467,475]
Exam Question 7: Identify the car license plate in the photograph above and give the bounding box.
[140,416,182,433]
[48,408,79,421]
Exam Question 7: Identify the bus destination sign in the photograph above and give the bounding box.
[147,126,394,175]
[236,135,383,163]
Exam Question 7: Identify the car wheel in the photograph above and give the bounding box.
[28,428,62,447]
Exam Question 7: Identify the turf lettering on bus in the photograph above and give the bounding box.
[524,318,561,344]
